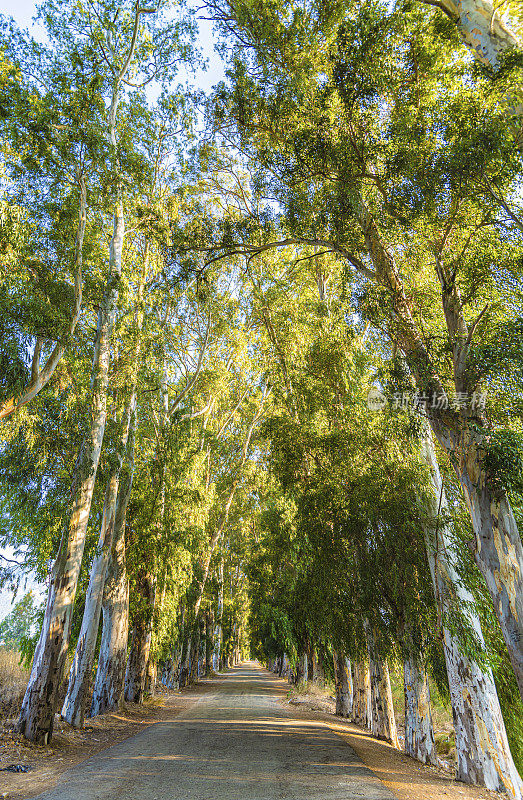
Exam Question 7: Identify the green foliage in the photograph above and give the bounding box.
[0,591,37,648]
[484,429,523,493]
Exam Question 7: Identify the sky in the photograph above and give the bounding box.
[0,0,225,622]
[0,0,225,89]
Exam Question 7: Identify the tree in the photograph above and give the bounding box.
[0,592,37,648]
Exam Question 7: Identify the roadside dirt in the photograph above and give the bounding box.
[0,678,218,800]
[280,681,504,800]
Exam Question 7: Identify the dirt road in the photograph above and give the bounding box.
[31,662,396,799]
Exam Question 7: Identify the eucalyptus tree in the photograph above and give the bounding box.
[200,0,523,720]
[63,88,197,726]
[14,0,196,743]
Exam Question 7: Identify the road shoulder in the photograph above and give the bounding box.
[0,677,221,800]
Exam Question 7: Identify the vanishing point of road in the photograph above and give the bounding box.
[33,662,395,800]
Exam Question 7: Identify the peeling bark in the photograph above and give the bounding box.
[357,204,523,710]
[404,653,438,765]
[62,395,136,728]
[421,0,520,69]
[16,205,122,744]
[364,622,400,748]
[456,435,523,703]
[333,651,353,718]
[90,418,135,717]
[213,557,224,671]
[205,609,214,676]
[422,431,523,797]
[352,661,372,729]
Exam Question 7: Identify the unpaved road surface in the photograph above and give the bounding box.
[32,662,396,799]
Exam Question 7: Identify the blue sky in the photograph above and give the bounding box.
[0,0,225,89]
[0,0,225,621]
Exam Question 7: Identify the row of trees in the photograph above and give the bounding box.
[0,0,522,797]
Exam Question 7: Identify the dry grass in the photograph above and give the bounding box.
[0,647,29,721]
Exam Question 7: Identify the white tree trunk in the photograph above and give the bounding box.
[421,0,520,68]
[333,651,353,717]
[213,557,224,671]
[422,431,523,797]
[364,622,400,748]
[403,653,437,765]
[352,661,372,728]
[17,209,122,744]
[62,395,135,726]
[456,444,523,702]
[90,422,134,716]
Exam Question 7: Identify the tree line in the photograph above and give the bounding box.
[0,0,522,796]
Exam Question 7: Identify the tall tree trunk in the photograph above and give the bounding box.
[62,394,136,727]
[17,197,123,744]
[205,608,214,676]
[145,659,157,697]
[213,557,224,671]
[403,652,437,765]
[352,661,372,729]
[188,618,202,683]
[313,648,325,685]
[357,205,523,705]
[420,0,520,70]
[454,434,523,703]
[422,431,523,797]
[163,601,185,688]
[90,418,135,717]
[124,572,156,704]
[178,629,191,689]
[297,650,308,683]
[364,622,399,748]
[306,643,314,683]
[189,387,269,625]
[333,651,353,718]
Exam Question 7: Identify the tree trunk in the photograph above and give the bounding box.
[124,572,155,704]
[358,202,523,708]
[205,609,213,676]
[333,651,353,718]
[313,648,325,685]
[352,661,371,728]
[368,658,400,747]
[213,557,223,671]
[145,658,156,697]
[188,619,202,684]
[422,431,523,797]
[456,440,523,703]
[364,623,399,748]
[420,0,520,69]
[307,644,314,683]
[296,650,307,683]
[163,602,185,688]
[403,652,437,765]
[281,653,289,678]
[178,630,190,689]
[90,421,135,716]
[62,395,135,727]
[16,202,123,743]
[190,388,269,624]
